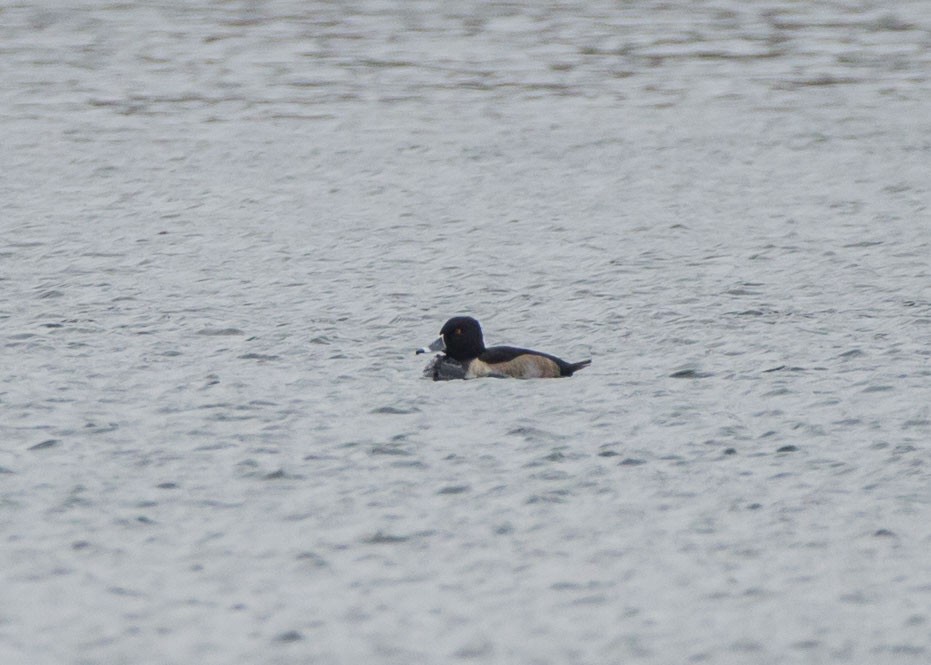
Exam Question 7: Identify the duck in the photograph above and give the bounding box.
[417,316,591,380]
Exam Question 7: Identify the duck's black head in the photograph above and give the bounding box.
[439,316,486,362]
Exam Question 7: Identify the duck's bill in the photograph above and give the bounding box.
[415,336,446,355]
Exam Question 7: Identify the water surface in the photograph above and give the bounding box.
[2,1,930,663]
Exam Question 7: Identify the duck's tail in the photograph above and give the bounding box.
[563,359,592,376]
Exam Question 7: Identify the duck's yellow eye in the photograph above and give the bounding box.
[455,328,462,335]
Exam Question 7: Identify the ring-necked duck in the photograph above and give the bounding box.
[416,316,591,380]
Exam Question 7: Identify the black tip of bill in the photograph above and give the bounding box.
[416,336,446,355]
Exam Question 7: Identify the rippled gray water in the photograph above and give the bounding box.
[2,1,931,663]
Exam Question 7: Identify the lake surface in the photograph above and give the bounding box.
[2,1,930,663]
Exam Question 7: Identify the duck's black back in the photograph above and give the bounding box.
[480,346,590,377]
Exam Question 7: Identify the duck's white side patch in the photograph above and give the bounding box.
[466,355,561,379]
